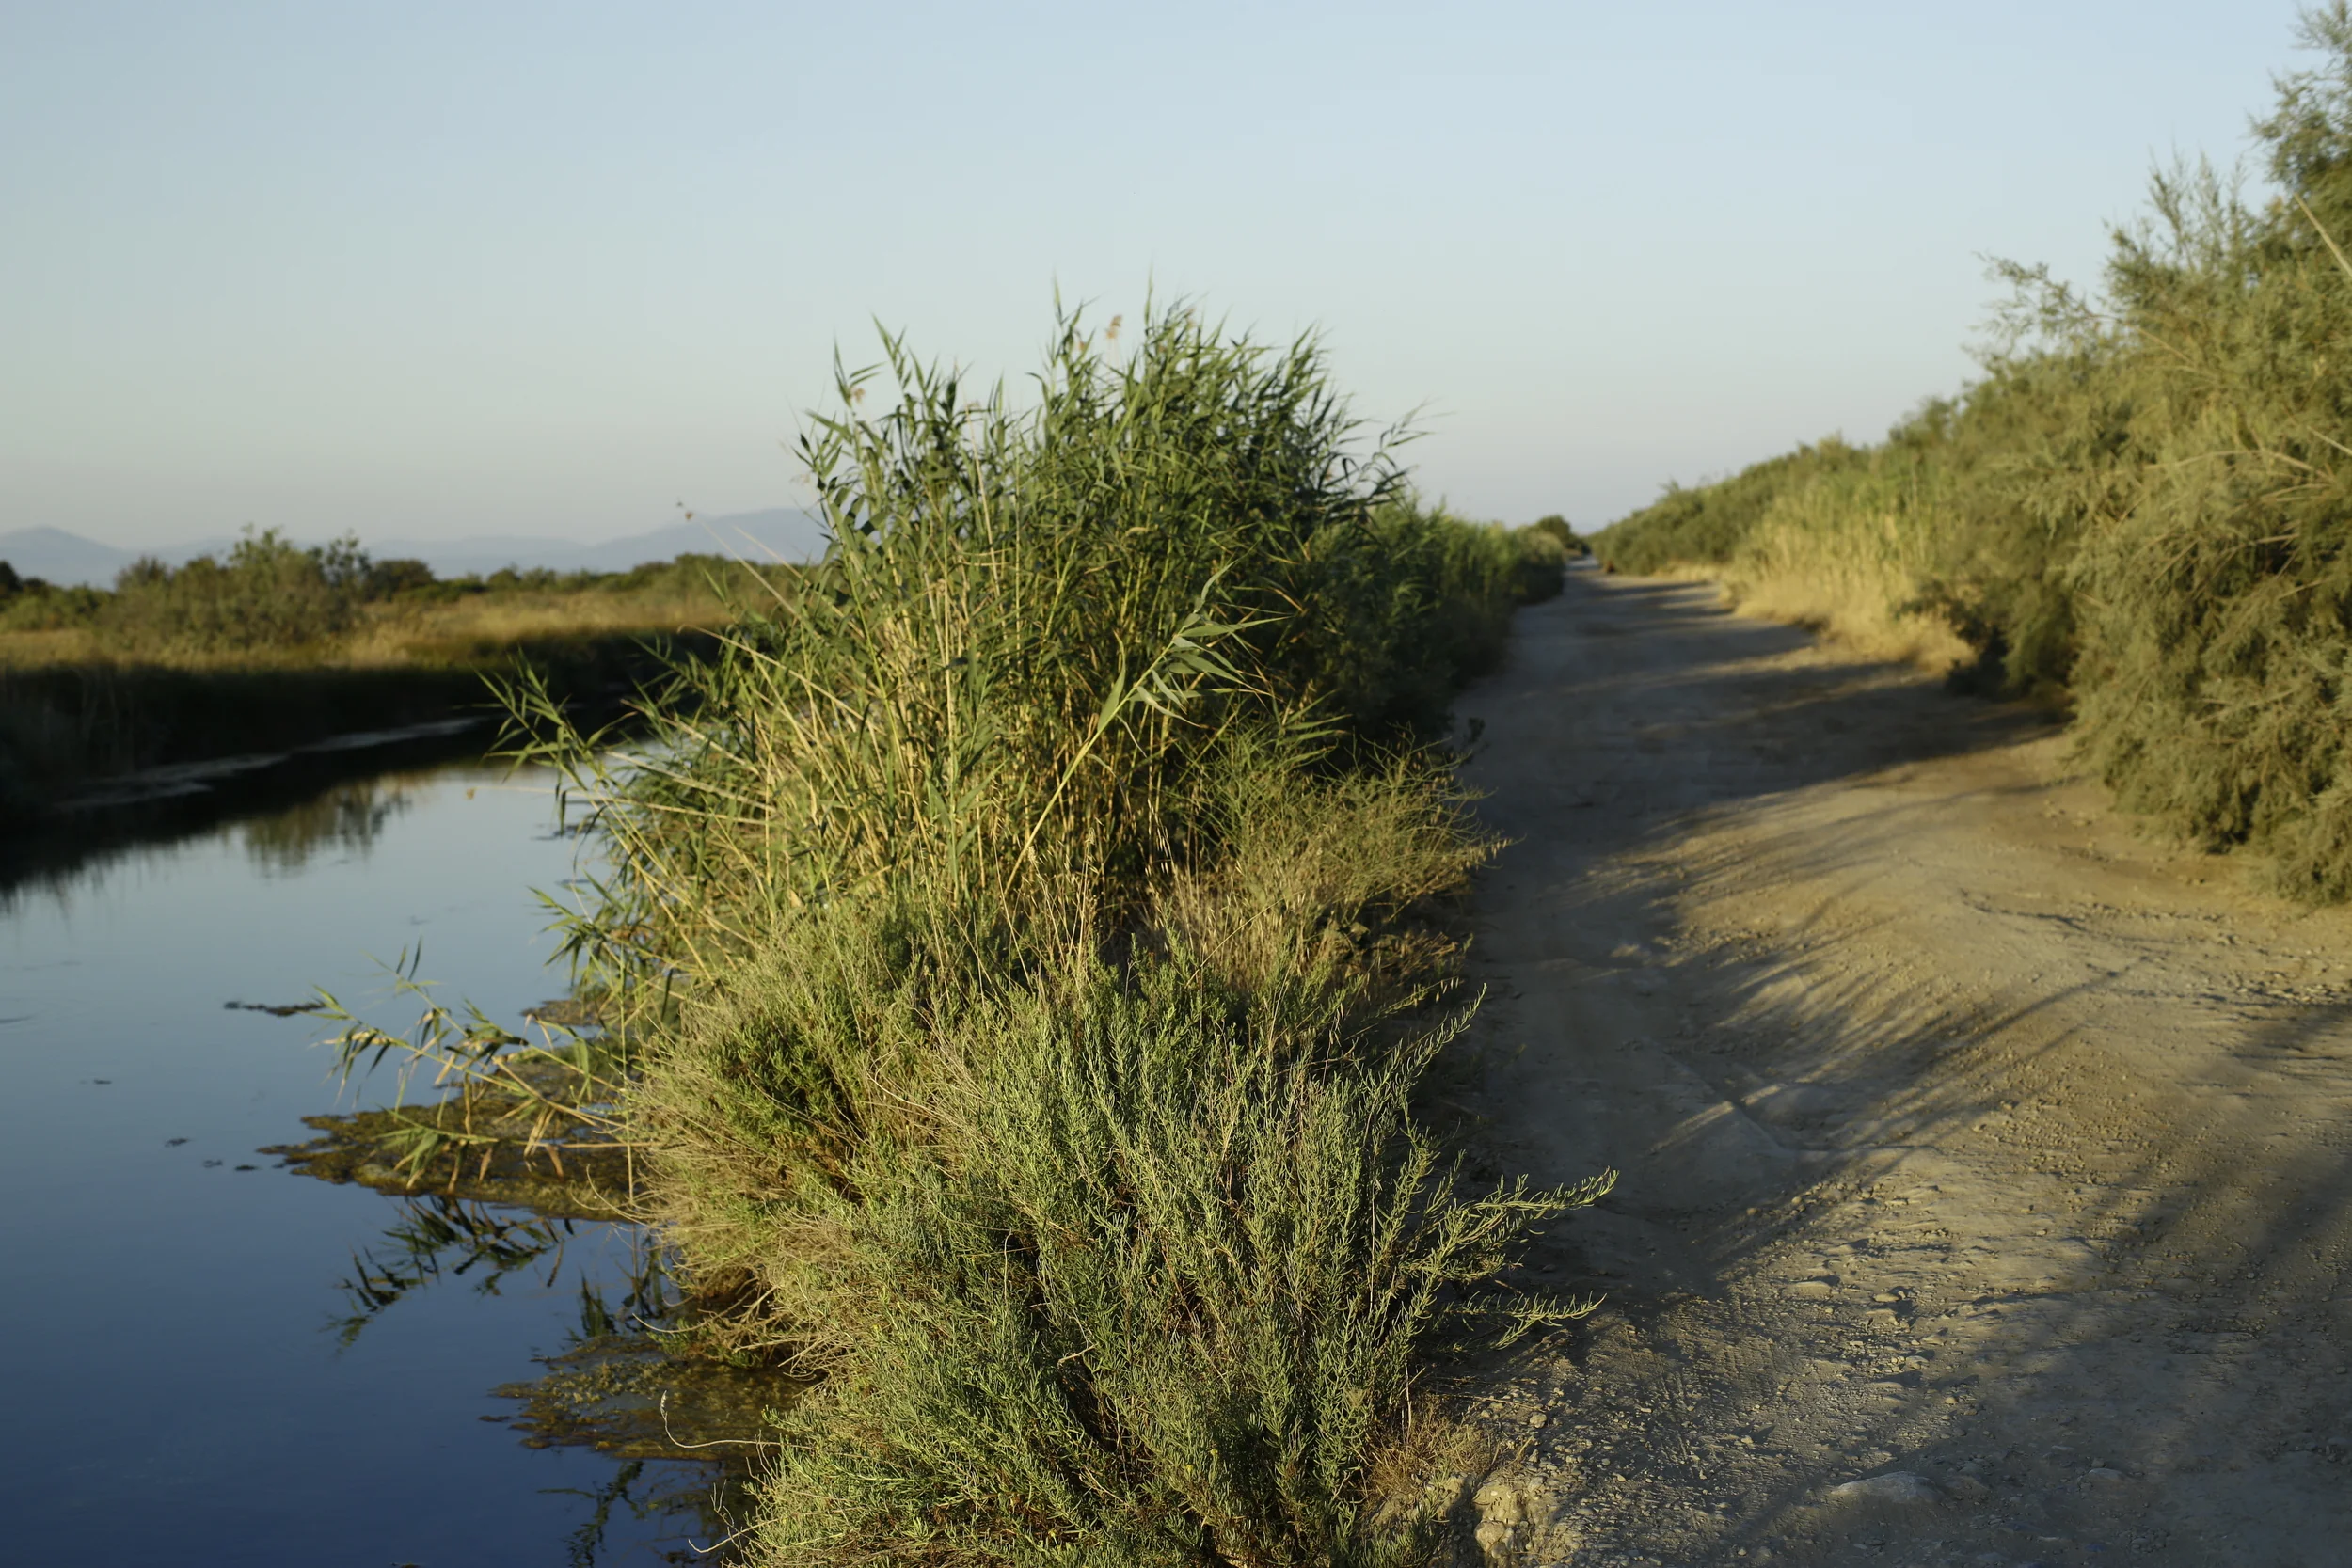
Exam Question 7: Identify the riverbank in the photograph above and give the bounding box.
[0,630,715,817]
[0,542,796,819]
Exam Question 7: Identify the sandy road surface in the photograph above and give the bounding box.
[1449,573,2352,1568]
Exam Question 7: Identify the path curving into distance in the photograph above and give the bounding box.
[1453,572,2352,1567]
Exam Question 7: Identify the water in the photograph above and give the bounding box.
[0,767,720,1565]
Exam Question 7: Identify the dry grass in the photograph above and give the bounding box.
[1734,479,1964,661]
[0,629,91,670]
[0,581,753,673]
[1718,536,1971,673]
[343,586,753,664]
[0,569,776,811]
[1634,477,1972,673]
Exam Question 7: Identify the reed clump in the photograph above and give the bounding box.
[513,305,1599,1564]
[1596,2,2352,899]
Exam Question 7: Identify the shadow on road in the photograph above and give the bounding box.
[1452,574,2352,1565]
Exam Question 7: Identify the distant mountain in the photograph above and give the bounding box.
[373,509,831,578]
[0,526,141,587]
[0,509,831,589]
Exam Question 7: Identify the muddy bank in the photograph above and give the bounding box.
[265,1101,633,1220]
[1451,576,2352,1567]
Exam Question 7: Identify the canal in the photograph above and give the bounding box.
[0,764,716,1564]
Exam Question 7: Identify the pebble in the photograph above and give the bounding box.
[1824,1471,1944,1507]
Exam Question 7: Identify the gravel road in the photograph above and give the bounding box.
[1450,572,2352,1568]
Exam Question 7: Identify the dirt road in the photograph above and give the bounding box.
[1452,573,2352,1568]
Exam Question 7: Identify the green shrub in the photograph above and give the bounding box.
[1595,439,1867,575]
[1586,4,2352,898]
[512,305,1606,1564]
[362,557,437,598]
[103,527,369,655]
[1528,514,1586,558]
[746,946,1597,1568]
[1510,524,1570,603]
[1297,503,1544,736]
[0,577,103,633]
[515,310,1518,987]
[2016,4,2352,895]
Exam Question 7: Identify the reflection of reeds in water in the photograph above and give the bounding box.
[330,1194,669,1349]
[550,1457,744,1568]
[333,1196,580,1346]
[2,765,452,917]
[326,1193,736,1563]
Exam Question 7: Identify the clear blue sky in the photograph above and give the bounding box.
[0,0,2313,548]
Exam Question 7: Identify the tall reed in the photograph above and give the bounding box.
[511,310,1536,1002]
[504,305,1600,1564]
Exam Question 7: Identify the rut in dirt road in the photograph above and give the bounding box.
[1447,572,2352,1568]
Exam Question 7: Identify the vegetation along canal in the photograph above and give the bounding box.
[0,762,719,1564]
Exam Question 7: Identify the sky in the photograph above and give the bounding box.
[0,0,2318,549]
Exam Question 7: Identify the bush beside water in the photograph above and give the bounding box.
[0,529,797,657]
[512,308,1597,1564]
[1596,3,2352,900]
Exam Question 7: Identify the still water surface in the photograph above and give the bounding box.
[0,767,711,1565]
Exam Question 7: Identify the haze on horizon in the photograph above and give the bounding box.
[0,1,2306,552]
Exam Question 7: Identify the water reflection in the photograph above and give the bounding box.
[332,1195,671,1352]
[321,1181,771,1565]
[239,773,422,872]
[2,765,442,914]
[327,1195,737,1563]
[556,1457,742,1568]
[0,720,496,898]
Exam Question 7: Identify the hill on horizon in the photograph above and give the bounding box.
[0,509,830,588]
